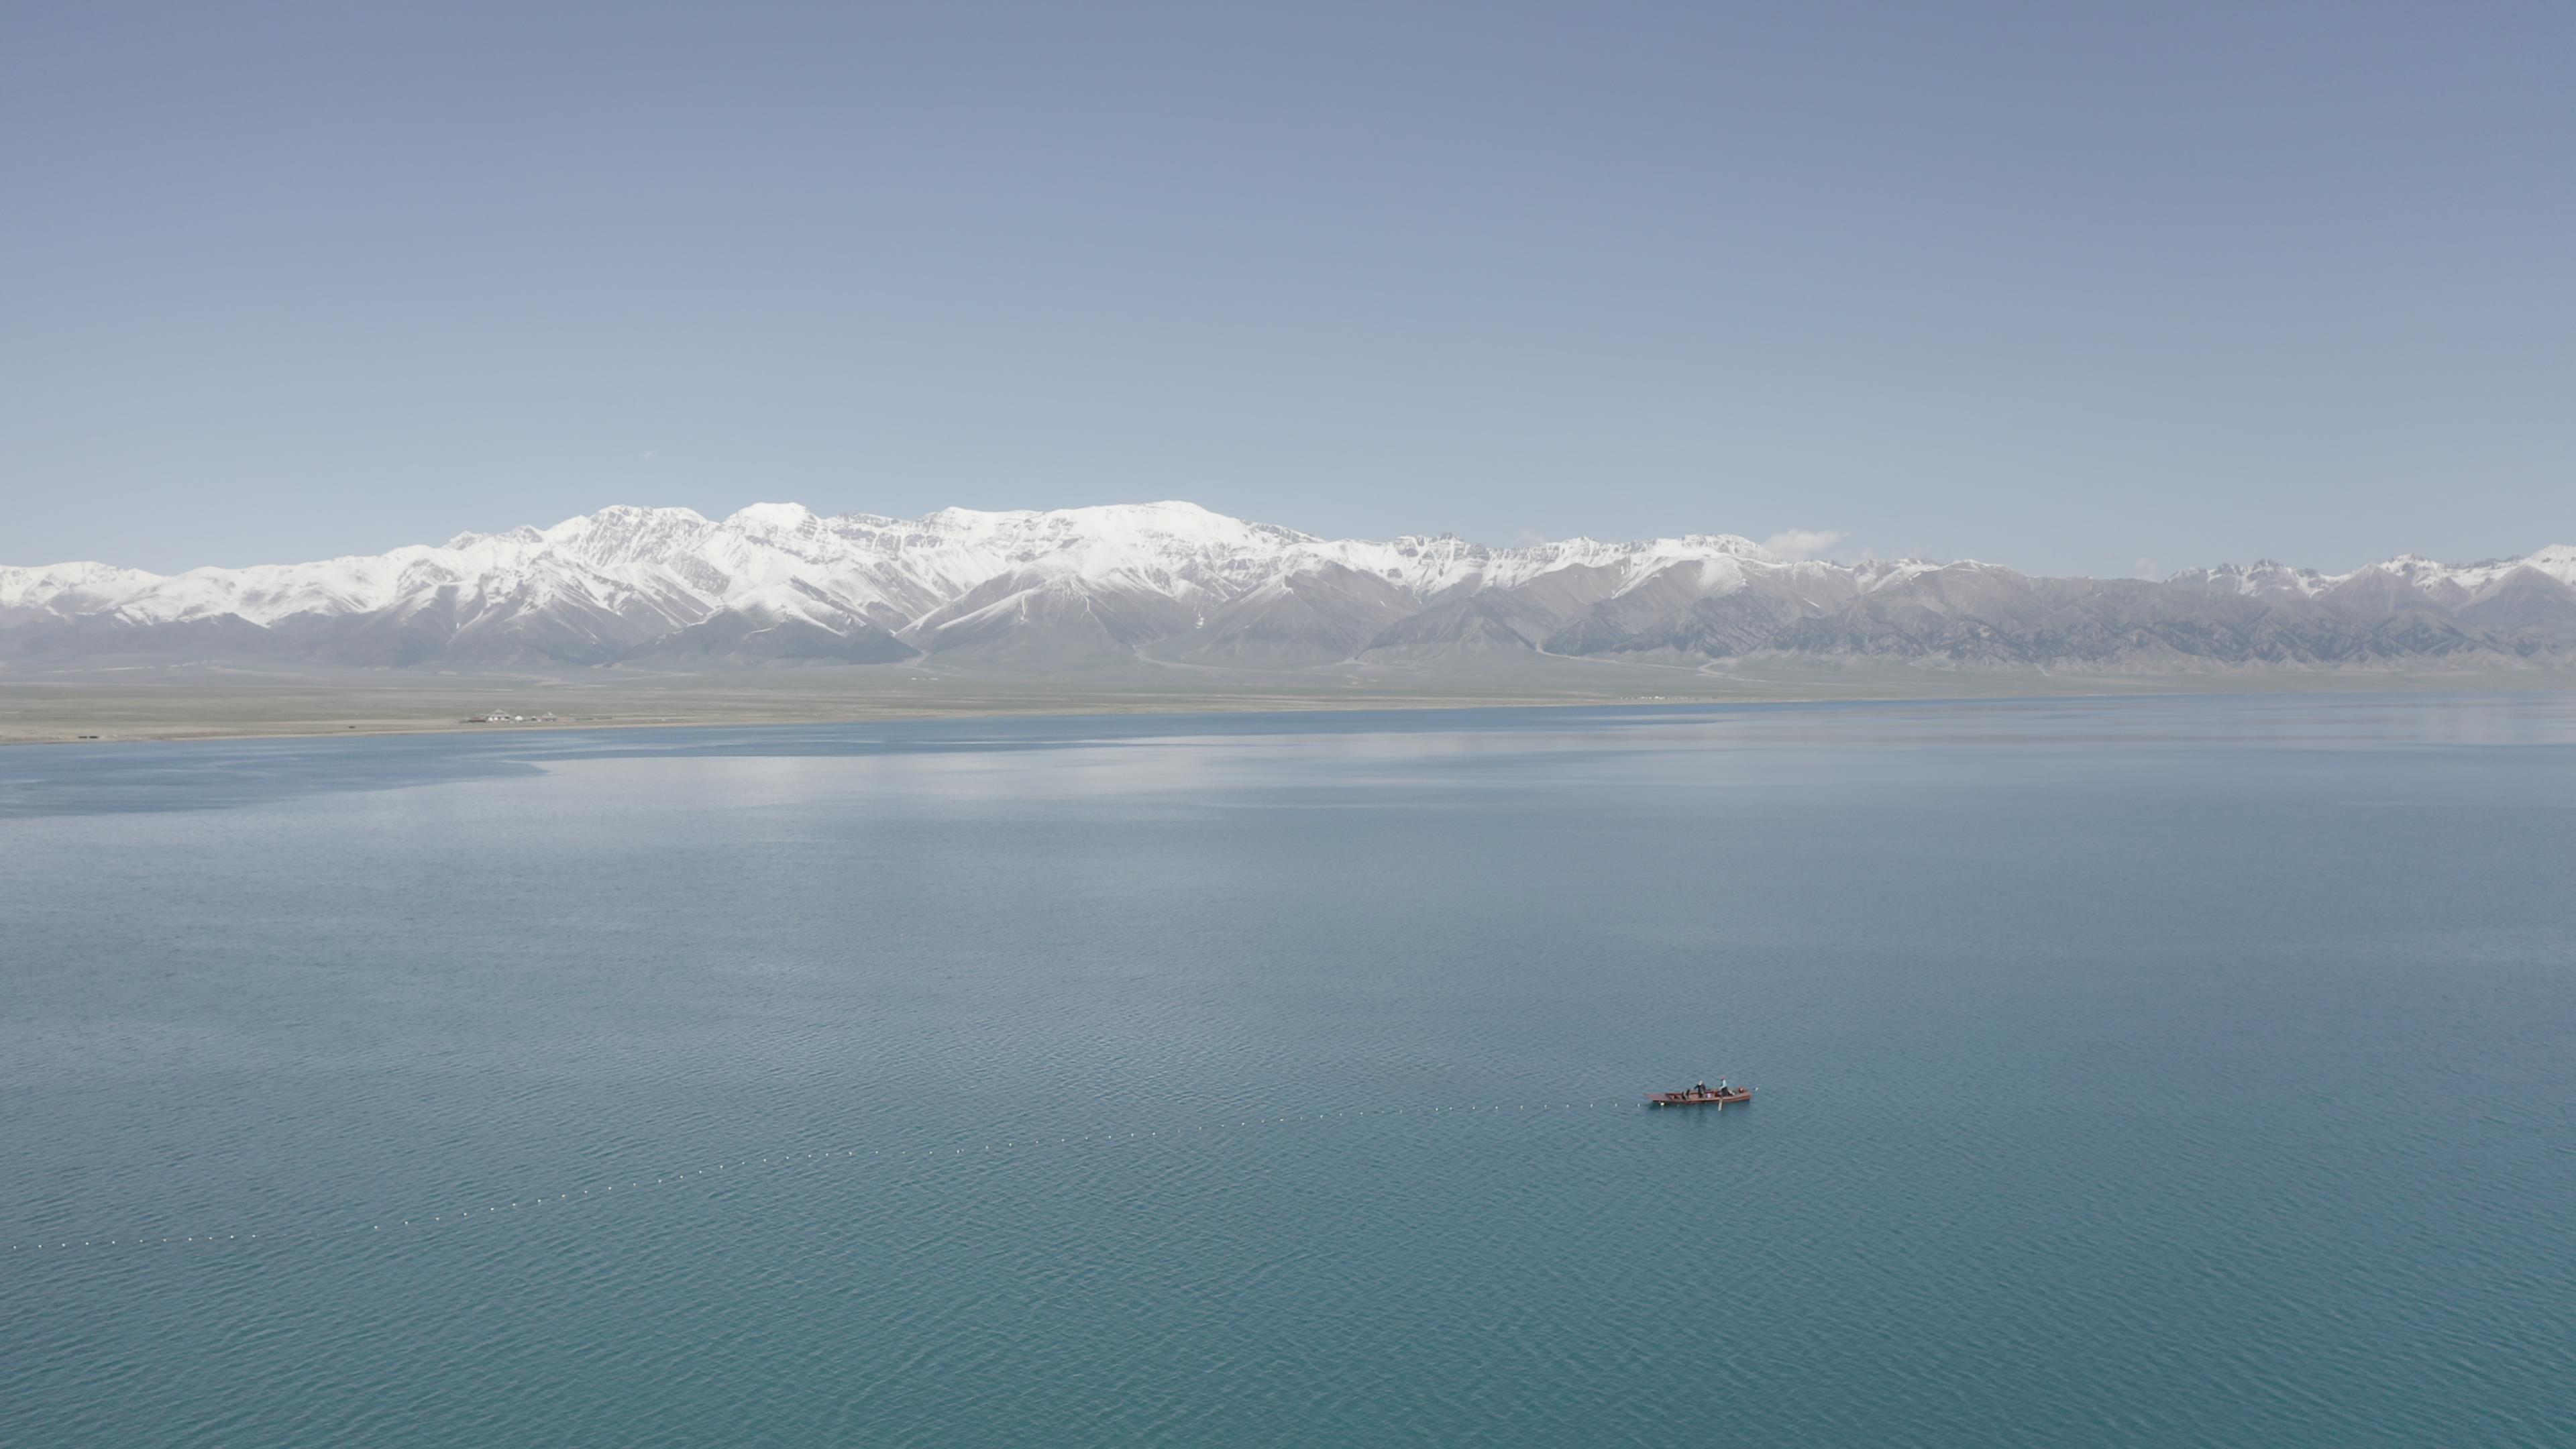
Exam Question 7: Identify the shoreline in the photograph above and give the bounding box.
[6,665,2571,748]
[0,683,1819,747]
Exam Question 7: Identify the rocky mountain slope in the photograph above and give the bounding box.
[6,502,2573,674]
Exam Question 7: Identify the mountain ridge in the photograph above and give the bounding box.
[7,501,2574,674]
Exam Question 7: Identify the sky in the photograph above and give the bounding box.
[4,2,2570,577]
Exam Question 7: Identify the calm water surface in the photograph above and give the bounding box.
[3,695,2571,1446]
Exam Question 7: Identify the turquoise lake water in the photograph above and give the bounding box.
[3,694,2571,1446]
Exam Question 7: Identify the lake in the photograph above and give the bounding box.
[3,694,2571,1446]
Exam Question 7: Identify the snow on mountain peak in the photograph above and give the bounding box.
[2174,545,2576,598]
[726,501,822,532]
[7,502,1812,638]
[2521,544,2576,584]
[10,507,2571,674]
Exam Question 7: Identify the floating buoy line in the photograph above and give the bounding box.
[5,1097,1739,1259]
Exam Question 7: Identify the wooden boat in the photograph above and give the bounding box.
[1646,1079,1753,1107]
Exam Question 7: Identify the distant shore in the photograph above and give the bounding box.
[6,662,2569,747]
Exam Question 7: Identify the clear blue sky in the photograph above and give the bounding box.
[5,2,2570,576]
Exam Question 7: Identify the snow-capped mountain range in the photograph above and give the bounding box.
[6,502,2574,673]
